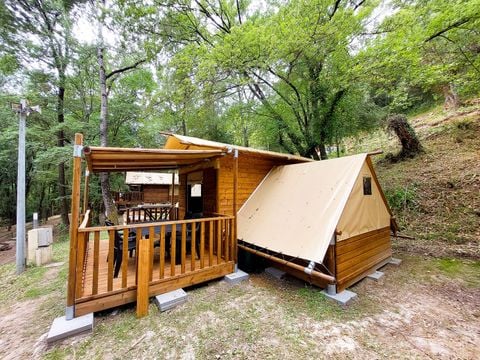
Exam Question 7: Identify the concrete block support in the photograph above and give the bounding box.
[46,313,94,344]
[367,270,385,281]
[389,257,402,266]
[154,289,188,312]
[321,289,357,306]
[224,269,249,284]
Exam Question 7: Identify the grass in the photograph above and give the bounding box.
[434,258,480,287]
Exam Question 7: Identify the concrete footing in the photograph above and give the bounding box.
[321,289,357,306]
[224,269,249,284]
[46,313,94,344]
[154,289,188,312]
[265,267,286,280]
[389,257,402,266]
[367,270,385,281]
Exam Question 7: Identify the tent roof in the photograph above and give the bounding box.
[163,133,313,164]
[238,153,381,264]
[125,172,179,185]
[83,146,225,173]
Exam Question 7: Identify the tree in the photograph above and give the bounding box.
[1,0,82,225]
[95,0,146,223]
[122,0,382,159]
[362,0,480,112]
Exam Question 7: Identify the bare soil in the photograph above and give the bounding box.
[0,107,478,359]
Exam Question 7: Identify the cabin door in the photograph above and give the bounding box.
[186,171,203,215]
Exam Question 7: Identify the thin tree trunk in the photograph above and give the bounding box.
[57,84,70,226]
[97,34,118,223]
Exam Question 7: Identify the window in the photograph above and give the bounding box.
[363,177,372,195]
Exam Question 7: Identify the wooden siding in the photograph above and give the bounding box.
[218,154,287,215]
[335,227,391,292]
[143,185,170,203]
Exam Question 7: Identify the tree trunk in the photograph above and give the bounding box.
[97,40,118,224]
[443,83,459,110]
[57,84,70,226]
[387,114,423,160]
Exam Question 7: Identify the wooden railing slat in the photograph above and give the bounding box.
[191,221,196,271]
[225,219,229,262]
[209,220,213,266]
[217,220,221,264]
[181,223,186,274]
[122,229,128,288]
[149,226,155,282]
[200,222,205,269]
[170,224,176,276]
[159,225,165,279]
[93,231,99,295]
[107,230,114,292]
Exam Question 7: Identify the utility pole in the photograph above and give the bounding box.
[11,100,40,274]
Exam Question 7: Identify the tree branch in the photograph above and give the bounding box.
[425,18,471,42]
[106,59,146,80]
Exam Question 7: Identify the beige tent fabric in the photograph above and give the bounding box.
[336,162,391,241]
[237,154,368,264]
[125,172,179,185]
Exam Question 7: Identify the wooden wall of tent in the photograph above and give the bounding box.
[177,154,294,218]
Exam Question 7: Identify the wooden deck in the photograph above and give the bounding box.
[80,238,225,298]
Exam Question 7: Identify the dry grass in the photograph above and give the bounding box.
[0,104,479,359]
[347,104,480,259]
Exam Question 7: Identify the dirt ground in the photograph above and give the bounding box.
[0,250,478,360]
[0,107,479,359]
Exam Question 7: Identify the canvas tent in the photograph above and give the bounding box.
[238,153,396,292]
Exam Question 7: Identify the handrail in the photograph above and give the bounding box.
[78,215,234,232]
[79,210,91,229]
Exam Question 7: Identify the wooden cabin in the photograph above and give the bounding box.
[66,133,396,319]
[65,133,308,319]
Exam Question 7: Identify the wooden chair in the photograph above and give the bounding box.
[105,220,137,278]
[174,212,202,264]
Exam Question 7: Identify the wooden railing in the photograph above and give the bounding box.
[75,215,235,308]
[126,205,177,224]
[112,191,144,204]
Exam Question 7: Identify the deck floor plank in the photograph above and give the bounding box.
[81,239,222,298]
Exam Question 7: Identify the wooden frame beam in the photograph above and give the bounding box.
[66,133,83,319]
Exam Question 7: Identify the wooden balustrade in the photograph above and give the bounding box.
[75,215,235,310]
[126,205,175,224]
[112,191,144,204]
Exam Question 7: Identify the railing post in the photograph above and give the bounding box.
[66,133,83,320]
[136,237,151,318]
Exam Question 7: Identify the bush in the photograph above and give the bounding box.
[385,185,418,212]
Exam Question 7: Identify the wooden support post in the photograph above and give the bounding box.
[82,169,90,215]
[233,149,238,264]
[66,133,83,320]
[171,172,175,219]
[136,237,151,318]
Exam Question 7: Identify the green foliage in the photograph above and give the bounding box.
[385,185,418,212]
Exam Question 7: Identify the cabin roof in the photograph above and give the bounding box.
[125,172,179,185]
[238,153,394,264]
[83,146,225,173]
[163,133,313,163]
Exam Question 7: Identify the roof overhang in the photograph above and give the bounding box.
[83,146,225,173]
[163,133,313,164]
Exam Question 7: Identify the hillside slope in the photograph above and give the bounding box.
[347,104,480,259]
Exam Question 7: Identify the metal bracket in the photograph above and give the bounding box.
[304,261,315,275]
[85,169,90,177]
[234,148,239,158]
[65,305,74,320]
[73,144,83,158]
